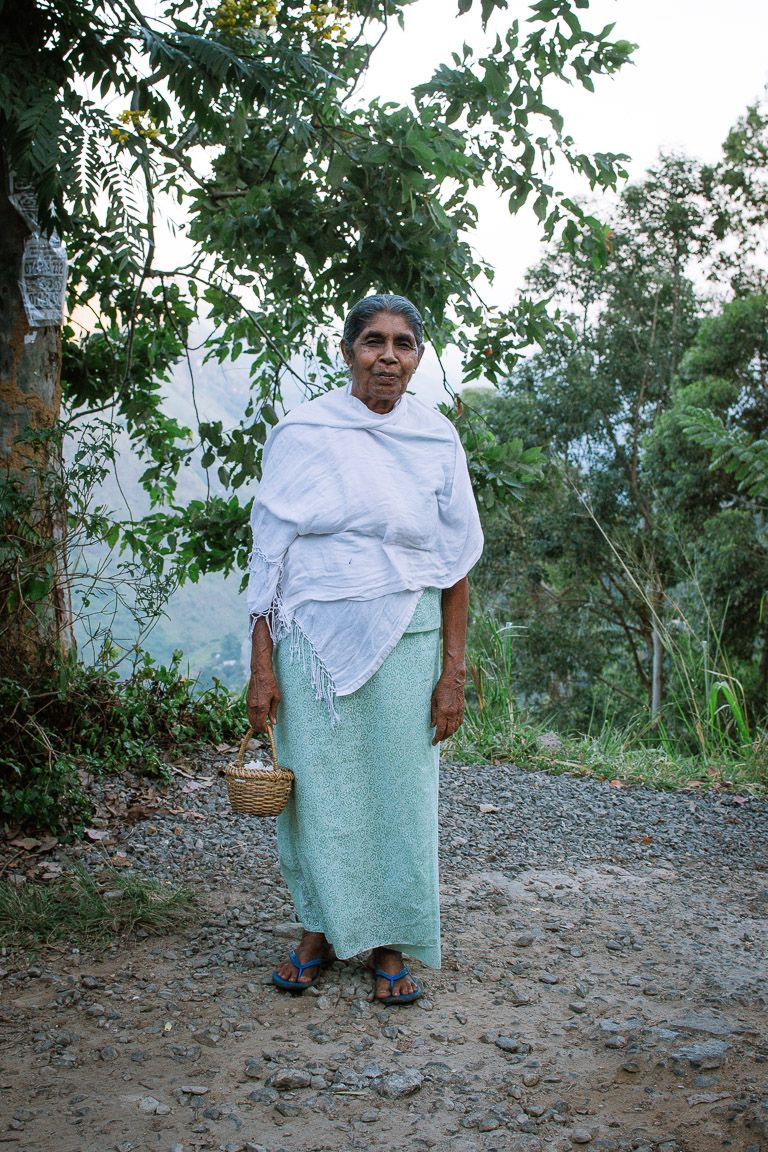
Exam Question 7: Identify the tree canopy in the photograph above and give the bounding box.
[1,0,636,587]
[469,96,768,749]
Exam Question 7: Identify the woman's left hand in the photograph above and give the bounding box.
[430,667,466,745]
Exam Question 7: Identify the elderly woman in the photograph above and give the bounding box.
[245,293,482,1004]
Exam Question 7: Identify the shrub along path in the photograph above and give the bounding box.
[0,747,767,1152]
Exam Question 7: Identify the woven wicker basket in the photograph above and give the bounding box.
[225,723,294,816]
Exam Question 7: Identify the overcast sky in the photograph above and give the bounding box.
[351,0,768,401]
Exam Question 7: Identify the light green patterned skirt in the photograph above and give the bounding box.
[273,588,442,969]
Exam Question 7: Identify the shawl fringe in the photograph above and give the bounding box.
[247,545,288,642]
[287,622,341,728]
[248,545,340,727]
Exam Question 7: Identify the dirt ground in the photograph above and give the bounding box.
[1,758,767,1152]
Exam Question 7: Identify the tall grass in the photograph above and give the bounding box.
[659,581,754,759]
[449,610,767,793]
[0,863,193,953]
[551,474,767,780]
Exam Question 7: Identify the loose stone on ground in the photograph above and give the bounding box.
[0,750,766,1151]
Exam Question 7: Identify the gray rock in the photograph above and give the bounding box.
[570,1130,593,1145]
[273,922,302,937]
[671,1040,730,1069]
[495,1035,520,1053]
[138,1095,162,1114]
[516,1117,539,1134]
[477,1114,501,1131]
[248,1087,279,1104]
[275,1096,301,1115]
[670,1010,739,1036]
[100,1045,119,1061]
[266,1067,312,1091]
[377,1068,424,1099]
[197,1028,221,1047]
[358,1061,385,1079]
[360,1109,380,1122]
[508,989,532,1007]
[744,1096,768,1138]
[538,972,559,984]
[244,1058,262,1079]
[180,1085,209,1095]
[514,934,535,947]
[568,1001,588,1014]
[604,1035,627,1049]
[507,1137,542,1151]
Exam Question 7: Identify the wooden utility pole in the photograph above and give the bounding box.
[0,156,72,672]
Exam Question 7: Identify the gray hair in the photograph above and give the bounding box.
[342,294,424,351]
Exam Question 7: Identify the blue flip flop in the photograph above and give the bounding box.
[373,965,422,1005]
[272,948,329,992]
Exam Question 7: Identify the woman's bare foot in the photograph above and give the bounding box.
[275,930,334,984]
[370,947,419,1001]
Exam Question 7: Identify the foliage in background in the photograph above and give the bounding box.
[0,650,246,833]
[2,0,635,587]
[462,100,768,781]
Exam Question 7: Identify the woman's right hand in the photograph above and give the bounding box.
[246,663,281,731]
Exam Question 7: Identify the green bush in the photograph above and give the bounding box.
[0,649,247,835]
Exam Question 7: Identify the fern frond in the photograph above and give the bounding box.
[682,406,768,498]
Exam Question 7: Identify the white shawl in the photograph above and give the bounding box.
[247,384,483,720]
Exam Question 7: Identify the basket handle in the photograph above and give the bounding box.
[234,722,279,769]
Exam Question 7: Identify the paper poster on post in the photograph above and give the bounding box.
[9,176,68,328]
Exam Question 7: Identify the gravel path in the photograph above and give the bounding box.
[1,748,767,1152]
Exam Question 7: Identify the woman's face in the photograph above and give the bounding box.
[342,311,424,414]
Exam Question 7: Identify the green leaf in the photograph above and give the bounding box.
[481,0,508,24]
[327,151,351,189]
[533,192,548,222]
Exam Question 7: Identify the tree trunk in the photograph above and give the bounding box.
[0,156,72,673]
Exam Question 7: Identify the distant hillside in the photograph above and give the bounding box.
[70,332,255,691]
